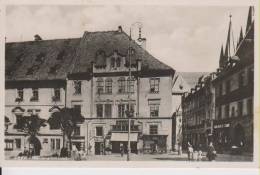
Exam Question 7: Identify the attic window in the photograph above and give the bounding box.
[35,52,46,63]
[49,64,61,74]
[56,50,65,60]
[26,65,40,75]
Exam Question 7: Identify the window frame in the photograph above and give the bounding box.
[30,88,39,101]
[97,78,104,94]
[96,104,103,118]
[150,78,160,93]
[105,104,112,118]
[53,88,61,101]
[118,77,126,94]
[149,125,158,135]
[150,104,159,118]
[105,78,112,94]
[17,88,24,101]
[96,126,103,137]
[74,81,82,95]
[127,77,135,93]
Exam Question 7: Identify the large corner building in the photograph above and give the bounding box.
[5,26,176,157]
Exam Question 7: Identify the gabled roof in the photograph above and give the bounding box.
[5,29,174,81]
[72,30,173,74]
[6,38,81,81]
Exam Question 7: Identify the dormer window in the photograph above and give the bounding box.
[74,81,81,95]
[111,57,115,68]
[105,78,112,94]
[116,57,121,67]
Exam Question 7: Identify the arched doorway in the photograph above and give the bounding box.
[28,136,42,156]
[233,124,245,146]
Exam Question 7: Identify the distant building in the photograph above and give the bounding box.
[181,74,215,150]
[5,26,176,158]
[181,7,254,153]
[212,7,254,152]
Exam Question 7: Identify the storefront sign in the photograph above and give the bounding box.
[214,123,230,129]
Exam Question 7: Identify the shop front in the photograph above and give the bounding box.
[213,122,231,152]
[142,135,167,154]
[110,132,138,154]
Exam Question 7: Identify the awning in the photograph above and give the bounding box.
[110,133,138,142]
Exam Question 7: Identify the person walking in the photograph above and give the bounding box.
[187,142,193,161]
[120,143,124,157]
[206,142,216,161]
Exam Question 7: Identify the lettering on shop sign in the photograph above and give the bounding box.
[213,123,230,129]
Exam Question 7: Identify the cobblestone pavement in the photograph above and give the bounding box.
[10,152,253,161]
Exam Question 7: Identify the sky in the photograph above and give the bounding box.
[5,5,250,72]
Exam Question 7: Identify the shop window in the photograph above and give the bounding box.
[97,78,104,94]
[96,127,103,137]
[105,78,112,94]
[149,125,158,135]
[74,81,81,95]
[5,139,13,151]
[15,138,21,149]
[30,88,39,101]
[118,77,126,93]
[105,104,112,118]
[96,104,103,118]
[150,78,160,93]
[56,139,60,150]
[150,105,159,118]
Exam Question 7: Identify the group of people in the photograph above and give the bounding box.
[187,142,217,161]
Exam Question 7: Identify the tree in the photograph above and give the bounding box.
[47,108,84,152]
[19,114,47,156]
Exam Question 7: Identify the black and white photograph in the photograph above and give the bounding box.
[3,2,256,165]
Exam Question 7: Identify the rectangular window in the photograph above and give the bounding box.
[248,67,254,84]
[118,104,125,118]
[73,105,81,114]
[225,104,229,118]
[150,105,159,117]
[43,138,48,143]
[239,72,245,87]
[127,78,134,93]
[118,78,126,93]
[97,78,104,94]
[15,138,21,149]
[96,104,103,118]
[51,139,55,150]
[14,115,24,129]
[17,88,24,101]
[149,125,158,135]
[5,139,13,151]
[238,101,243,117]
[247,99,253,116]
[56,139,60,150]
[150,78,160,93]
[96,127,103,136]
[226,80,231,93]
[74,81,82,95]
[105,104,112,118]
[53,88,61,101]
[105,79,112,94]
[74,126,80,136]
[30,88,39,101]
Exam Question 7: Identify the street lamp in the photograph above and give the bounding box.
[126,22,142,161]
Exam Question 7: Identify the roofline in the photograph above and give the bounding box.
[6,37,81,44]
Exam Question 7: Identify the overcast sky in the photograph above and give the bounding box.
[6,5,250,72]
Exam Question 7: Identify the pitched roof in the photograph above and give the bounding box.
[6,29,174,81]
[72,30,173,74]
[6,38,80,81]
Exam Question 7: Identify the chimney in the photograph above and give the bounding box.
[118,26,123,33]
[34,34,42,41]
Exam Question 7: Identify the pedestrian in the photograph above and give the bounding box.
[197,144,203,161]
[120,143,124,157]
[206,142,216,161]
[71,144,78,160]
[187,142,193,161]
